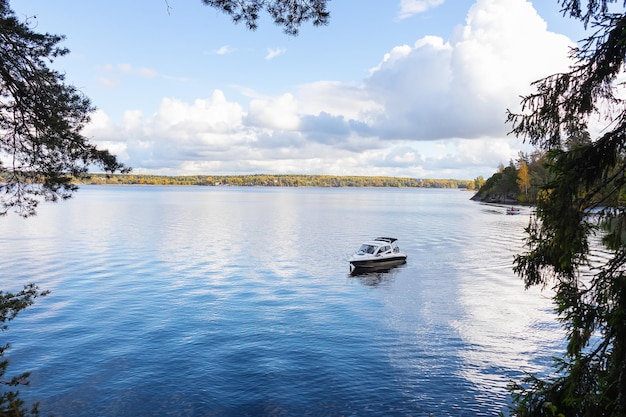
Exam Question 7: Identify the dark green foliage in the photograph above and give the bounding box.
[0,284,48,417]
[200,0,330,35]
[498,163,522,200]
[476,171,506,201]
[472,154,550,204]
[0,0,128,217]
[506,1,626,415]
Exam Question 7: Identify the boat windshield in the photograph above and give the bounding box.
[358,244,377,254]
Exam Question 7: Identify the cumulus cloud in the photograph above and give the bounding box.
[86,90,250,168]
[362,0,573,142]
[86,0,575,179]
[247,94,300,130]
[297,81,383,121]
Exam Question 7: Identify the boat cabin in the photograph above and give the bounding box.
[357,237,400,257]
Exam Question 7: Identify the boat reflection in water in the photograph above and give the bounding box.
[349,262,406,287]
[348,237,407,272]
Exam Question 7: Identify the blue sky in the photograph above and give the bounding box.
[12,0,587,179]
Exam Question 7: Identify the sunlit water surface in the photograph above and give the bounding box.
[0,186,563,416]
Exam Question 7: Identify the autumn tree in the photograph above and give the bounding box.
[507,0,626,415]
[516,160,531,202]
[474,176,485,190]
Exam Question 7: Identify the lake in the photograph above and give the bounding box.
[0,186,562,416]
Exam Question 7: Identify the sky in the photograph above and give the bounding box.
[11,0,590,180]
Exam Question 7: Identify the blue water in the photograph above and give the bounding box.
[0,187,562,416]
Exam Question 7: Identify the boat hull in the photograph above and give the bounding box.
[349,255,407,270]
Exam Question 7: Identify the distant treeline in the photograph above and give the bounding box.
[77,174,474,189]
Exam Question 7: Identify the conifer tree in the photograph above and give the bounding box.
[0,285,47,417]
[507,1,626,415]
[200,0,330,35]
[1,1,127,414]
[0,0,127,218]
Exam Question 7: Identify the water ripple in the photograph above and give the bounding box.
[0,187,560,416]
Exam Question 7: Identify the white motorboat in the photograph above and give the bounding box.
[506,206,521,215]
[349,237,407,270]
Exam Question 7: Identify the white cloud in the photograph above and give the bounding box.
[398,0,445,19]
[86,0,576,179]
[117,63,133,73]
[247,93,300,130]
[86,90,250,169]
[265,48,286,60]
[215,45,233,55]
[97,63,160,88]
[154,91,244,134]
[137,67,157,78]
[97,77,119,89]
[361,0,573,141]
[297,81,383,121]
